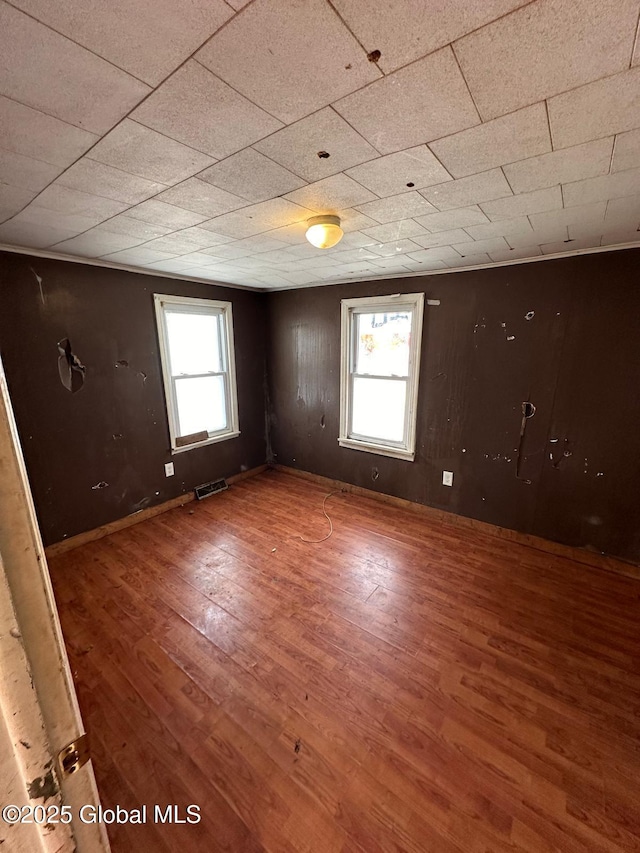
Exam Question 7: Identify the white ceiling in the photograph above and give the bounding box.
[1,0,639,291]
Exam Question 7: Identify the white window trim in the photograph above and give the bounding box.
[339,292,424,461]
[154,293,240,454]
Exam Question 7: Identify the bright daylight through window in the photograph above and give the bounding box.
[340,293,424,461]
[154,294,239,452]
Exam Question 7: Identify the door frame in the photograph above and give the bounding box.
[0,356,110,852]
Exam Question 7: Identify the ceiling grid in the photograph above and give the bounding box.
[0,0,639,290]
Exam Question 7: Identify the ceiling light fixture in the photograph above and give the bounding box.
[305,215,343,249]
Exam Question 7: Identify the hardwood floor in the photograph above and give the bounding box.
[49,469,640,853]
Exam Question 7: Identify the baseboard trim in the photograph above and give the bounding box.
[45,464,268,558]
[272,465,640,581]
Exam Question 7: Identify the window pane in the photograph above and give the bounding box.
[166,311,221,375]
[175,375,226,437]
[355,311,412,377]
[351,377,406,443]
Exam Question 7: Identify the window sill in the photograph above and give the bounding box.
[338,437,415,461]
[171,430,240,454]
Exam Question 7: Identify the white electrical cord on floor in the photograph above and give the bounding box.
[293,489,345,544]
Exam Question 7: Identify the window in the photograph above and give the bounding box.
[339,293,424,461]
[154,294,239,453]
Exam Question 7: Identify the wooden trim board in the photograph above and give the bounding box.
[45,464,268,557]
[273,465,640,581]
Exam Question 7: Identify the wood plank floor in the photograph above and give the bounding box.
[49,469,640,853]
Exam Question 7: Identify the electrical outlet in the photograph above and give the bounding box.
[164,462,174,477]
[442,470,454,487]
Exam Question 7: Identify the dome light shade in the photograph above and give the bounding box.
[305,215,343,249]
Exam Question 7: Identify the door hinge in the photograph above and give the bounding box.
[57,734,90,778]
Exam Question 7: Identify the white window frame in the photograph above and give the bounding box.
[339,292,424,461]
[154,294,240,454]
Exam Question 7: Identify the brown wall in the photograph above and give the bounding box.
[267,248,640,564]
[0,251,267,546]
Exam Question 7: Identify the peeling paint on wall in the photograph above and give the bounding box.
[57,339,85,393]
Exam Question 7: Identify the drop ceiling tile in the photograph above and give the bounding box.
[362,220,427,243]
[612,129,640,173]
[0,150,61,193]
[346,148,451,198]
[368,239,423,258]
[453,237,510,256]
[50,230,147,256]
[253,248,309,266]
[101,247,179,264]
[504,138,614,194]
[454,0,638,120]
[279,269,327,286]
[126,199,208,229]
[429,104,551,178]
[254,108,378,182]
[197,244,253,261]
[529,201,607,230]
[445,252,493,268]
[563,167,640,209]
[334,48,480,154]
[299,266,342,280]
[10,0,233,86]
[368,257,414,272]
[154,178,247,218]
[548,67,640,149]
[566,225,609,245]
[420,169,512,211]
[95,215,175,239]
[57,159,166,205]
[88,120,216,185]
[480,186,562,220]
[264,222,309,245]
[7,204,102,234]
[204,199,314,239]
[137,233,222,255]
[540,237,599,254]
[196,0,378,124]
[331,261,382,276]
[489,245,543,262]
[177,226,235,247]
[463,217,535,241]
[506,226,568,248]
[324,247,380,264]
[601,229,640,246]
[223,234,288,254]
[331,0,529,74]
[290,255,341,270]
[0,219,79,247]
[337,209,379,232]
[331,231,378,250]
[0,4,149,134]
[0,97,98,168]
[403,258,448,271]
[408,246,462,262]
[605,195,640,222]
[142,259,207,273]
[132,62,282,160]
[356,192,438,224]
[411,228,470,248]
[164,251,220,266]
[284,174,376,212]
[0,184,36,220]
[414,205,489,232]
[199,149,306,203]
[34,185,129,220]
